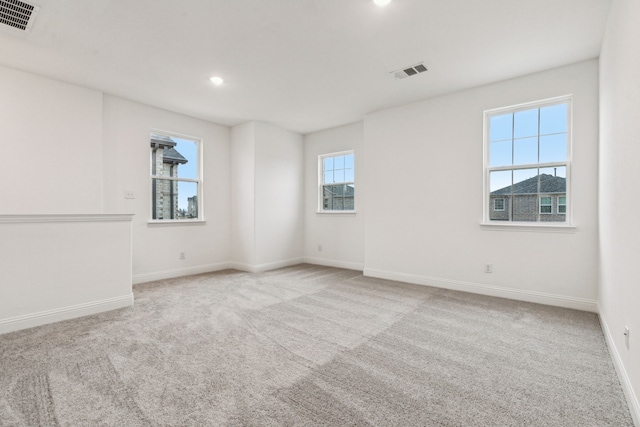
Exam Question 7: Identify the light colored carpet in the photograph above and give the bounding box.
[0,264,633,426]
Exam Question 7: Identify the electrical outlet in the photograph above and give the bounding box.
[180,252,186,260]
[484,264,493,273]
[124,190,135,199]
[624,326,630,349]
[318,245,322,252]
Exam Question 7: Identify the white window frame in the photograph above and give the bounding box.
[318,150,355,213]
[539,196,553,214]
[149,130,204,224]
[493,198,505,211]
[482,95,572,227]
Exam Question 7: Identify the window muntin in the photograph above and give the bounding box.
[485,97,570,224]
[319,151,354,212]
[150,132,202,221]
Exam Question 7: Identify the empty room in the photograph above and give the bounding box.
[0,0,638,425]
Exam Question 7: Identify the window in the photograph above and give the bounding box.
[319,151,354,212]
[540,196,552,214]
[150,132,202,221]
[484,96,570,224]
[558,196,567,214]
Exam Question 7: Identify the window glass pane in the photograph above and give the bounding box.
[151,179,198,220]
[323,157,334,171]
[510,168,538,222]
[177,181,198,219]
[334,155,345,169]
[514,108,539,139]
[489,171,512,221]
[324,170,334,184]
[172,139,198,179]
[490,170,512,194]
[539,134,567,163]
[490,140,512,167]
[540,103,567,135]
[539,166,566,194]
[345,168,354,182]
[513,137,538,165]
[344,197,355,210]
[334,169,345,183]
[489,113,512,141]
[344,154,354,169]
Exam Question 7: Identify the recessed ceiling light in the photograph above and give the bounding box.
[209,76,224,86]
[373,0,392,6]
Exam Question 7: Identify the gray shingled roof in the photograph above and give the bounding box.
[163,148,188,164]
[150,134,177,148]
[491,174,565,195]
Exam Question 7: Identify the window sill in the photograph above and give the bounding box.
[147,220,207,227]
[480,222,576,233]
[316,211,357,215]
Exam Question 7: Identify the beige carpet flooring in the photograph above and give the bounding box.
[0,264,634,426]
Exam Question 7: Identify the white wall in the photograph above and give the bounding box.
[363,60,600,311]
[254,122,304,266]
[0,215,133,334]
[231,122,257,266]
[303,122,364,270]
[102,96,231,283]
[0,65,104,214]
[230,121,304,271]
[598,0,640,422]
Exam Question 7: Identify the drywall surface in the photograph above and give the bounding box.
[254,122,304,267]
[0,215,133,334]
[102,96,231,282]
[0,65,104,214]
[364,60,599,310]
[599,0,640,422]
[231,122,257,266]
[304,122,364,270]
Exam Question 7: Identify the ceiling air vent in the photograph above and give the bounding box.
[0,0,39,32]
[391,62,428,80]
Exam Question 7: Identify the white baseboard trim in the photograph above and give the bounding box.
[230,257,304,273]
[133,262,232,285]
[0,294,134,335]
[303,256,363,271]
[364,268,597,312]
[599,310,640,426]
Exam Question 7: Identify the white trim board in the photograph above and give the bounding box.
[0,294,134,335]
[303,256,363,271]
[133,262,232,285]
[0,214,134,224]
[364,268,597,312]
[599,310,640,427]
[230,257,304,273]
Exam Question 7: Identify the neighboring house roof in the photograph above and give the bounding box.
[163,148,188,164]
[150,134,188,164]
[491,174,566,195]
[150,134,177,149]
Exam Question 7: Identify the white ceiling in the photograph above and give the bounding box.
[0,0,612,134]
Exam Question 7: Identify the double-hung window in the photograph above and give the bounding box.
[319,151,355,212]
[150,132,202,221]
[484,96,571,224]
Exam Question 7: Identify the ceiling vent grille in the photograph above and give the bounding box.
[0,0,39,32]
[391,62,428,80]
